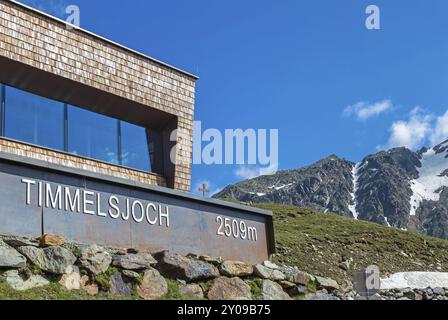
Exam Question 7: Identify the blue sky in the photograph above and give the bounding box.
[17,0,448,195]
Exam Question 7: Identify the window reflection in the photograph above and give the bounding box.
[4,86,64,150]
[67,105,119,164]
[121,121,152,172]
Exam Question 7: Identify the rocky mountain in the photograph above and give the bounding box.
[214,139,448,240]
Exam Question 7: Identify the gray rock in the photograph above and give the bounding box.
[112,252,156,270]
[59,266,81,290]
[79,245,112,275]
[4,270,49,291]
[186,253,223,266]
[305,290,340,300]
[18,246,76,274]
[109,272,132,296]
[278,280,296,289]
[262,261,280,270]
[0,239,27,268]
[287,285,308,296]
[208,277,252,300]
[179,283,204,299]
[254,264,286,281]
[261,280,292,300]
[289,270,314,286]
[137,268,168,300]
[315,276,340,291]
[424,289,434,300]
[404,291,423,300]
[1,236,39,248]
[121,270,140,279]
[154,250,219,282]
[433,287,445,295]
[219,261,253,277]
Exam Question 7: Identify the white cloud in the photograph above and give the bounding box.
[380,107,448,150]
[430,110,448,146]
[386,107,433,150]
[344,100,392,121]
[234,164,278,180]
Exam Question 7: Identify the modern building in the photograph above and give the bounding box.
[0,0,274,263]
[0,0,196,192]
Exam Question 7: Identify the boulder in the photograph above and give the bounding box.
[0,239,27,268]
[18,246,77,274]
[208,277,252,300]
[253,264,286,281]
[39,234,65,247]
[315,276,340,291]
[219,261,253,277]
[287,285,308,296]
[154,250,219,282]
[4,270,49,291]
[112,252,156,270]
[122,270,140,279]
[278,280,296,289]
[403,290,423,300]
[187,253,223,266]
[433,287,445,296]
[262,261,280,270]
[289,271,314,286]
[137,268,168,300]
[179,283,204,299]
[2,236,38,248]
[261,280,292,300]
[109,272,132,296]
[59,266,81,290]
[305,289,339,300]
[80,275,99,296]
[79,245,112,275]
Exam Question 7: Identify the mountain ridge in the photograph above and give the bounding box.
[214,139,448,239]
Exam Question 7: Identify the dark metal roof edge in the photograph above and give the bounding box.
[0,151,273,217]
[6,0,199,80]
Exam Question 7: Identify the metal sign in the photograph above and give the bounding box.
[0,153,275,264]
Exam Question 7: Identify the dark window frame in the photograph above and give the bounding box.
[0,83,154,174]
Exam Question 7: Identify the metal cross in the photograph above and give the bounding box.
[198,183,210,197]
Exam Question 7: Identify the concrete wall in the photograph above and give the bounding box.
[0,0,196,191]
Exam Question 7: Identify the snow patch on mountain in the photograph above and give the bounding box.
[269,183,294,191]
[248,192,267,197]
[409,144,448,216]
[348,162,362,219]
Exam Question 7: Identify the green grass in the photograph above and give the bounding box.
[246,278,263,300]
[160,279,205,300]
[254,203,448,283]
[0,277,138,300]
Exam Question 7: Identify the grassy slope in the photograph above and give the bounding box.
[257,203,448,283]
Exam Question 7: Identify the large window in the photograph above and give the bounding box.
[68,106,119,165]
[121,121,152,172]
[5,86,64,150]
[0,83,154,173]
